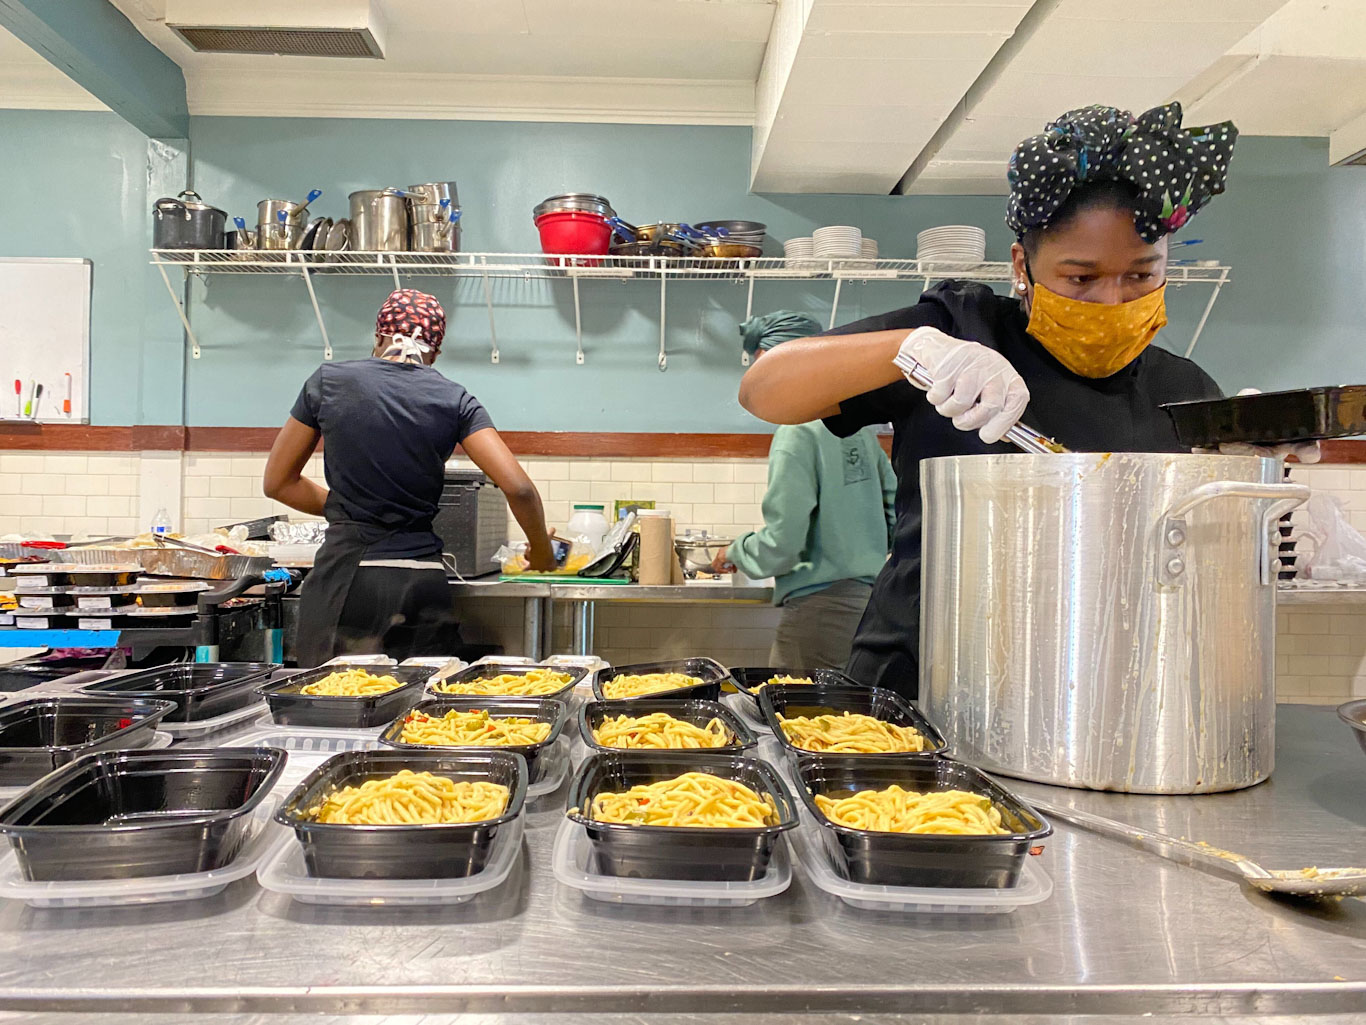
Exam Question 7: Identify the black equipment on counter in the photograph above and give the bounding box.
[1162,385,1366,448]
[432,470,507,578]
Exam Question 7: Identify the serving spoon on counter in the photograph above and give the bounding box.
[892,351,1068,454]
[1030,797,1366,898]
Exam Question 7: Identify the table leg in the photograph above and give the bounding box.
[540,595,554,656]
[570,599,596,656]
[523,597,544,660]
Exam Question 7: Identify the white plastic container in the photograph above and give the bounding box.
[218,721,384,789]
[566,503,610,551]
[551,817,791,907]
[157,701,268,739]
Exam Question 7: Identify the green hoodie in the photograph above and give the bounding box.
[727,422,895,606]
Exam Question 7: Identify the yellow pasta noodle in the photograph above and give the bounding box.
[747,673,814,693]
[601,672,705,700]
[588,771,778,828]
[777,710,928,754]
[307,770,510,825]
[399,708,551,747]
[300,669,404,697]
[591,712,733,750]
[433,668,572,696]
[814,785,1009,835]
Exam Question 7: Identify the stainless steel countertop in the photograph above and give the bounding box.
[1276,585,1366,604]
[447,579,773,603]
[0,706,1362,1017]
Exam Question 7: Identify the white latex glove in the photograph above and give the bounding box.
[898,326,1030,445]
[1215,389,1322,463]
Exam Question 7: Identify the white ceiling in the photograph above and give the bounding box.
[4,0,1364,189]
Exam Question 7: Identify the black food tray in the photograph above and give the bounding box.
[726,665,861,721]
[429,662,585,701]
[83,662,279,722]
[578,698,757,753]
[565,750,797,882]
[758,683,948,761]
[0,747,286,881]
[593,657,728,703]
[795,755,1050,888]
[0,697,176,786]
[378,695,568,783]
[274,748,527,880]
[259,664,430,728]
[1162,385,1366,448]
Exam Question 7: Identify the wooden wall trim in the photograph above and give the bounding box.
[6,425,1366,463]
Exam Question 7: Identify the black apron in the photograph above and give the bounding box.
[295,519,393,668]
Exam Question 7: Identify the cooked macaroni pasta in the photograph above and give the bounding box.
[591,712,733,750]
[814,785,1009,835]
[601,672,705,699]
[399,708,551,747]
[749,673,814,693]
[300,669,404,697]
[777,710,928,753]
[434,668,572,696]
[307,770,510,825]
[588,771,777,827]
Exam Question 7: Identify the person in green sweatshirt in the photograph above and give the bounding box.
[712,312,896,670]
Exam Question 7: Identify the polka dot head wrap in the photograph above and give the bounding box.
[376,289,446,351]
[1005,102,1237,244]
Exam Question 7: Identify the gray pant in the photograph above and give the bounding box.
[770,579,873,671]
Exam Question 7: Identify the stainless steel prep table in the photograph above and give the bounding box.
[448,578,774,657]
[0,705,1363,1018]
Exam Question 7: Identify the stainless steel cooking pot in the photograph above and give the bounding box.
[412,219,461,254]
[152,191,226,249]
[919,452,1308,794]
[349,189,409,251]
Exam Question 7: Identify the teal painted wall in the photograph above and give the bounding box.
[3,111,1363,429]
[0,109,182,424]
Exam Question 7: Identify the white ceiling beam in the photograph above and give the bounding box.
[751,0,1034,194]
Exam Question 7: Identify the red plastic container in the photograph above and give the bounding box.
[534,210,610,257]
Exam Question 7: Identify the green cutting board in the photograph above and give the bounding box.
[498,574,632,584]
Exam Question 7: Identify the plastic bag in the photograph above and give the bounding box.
[493,538,595,576]
[1296,493,1366,581]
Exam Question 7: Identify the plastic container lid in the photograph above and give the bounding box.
[722,693,772,735]
[256,813,523,906]
[552,817,791,907]
[526,737,569,798]
[572,503,605,510]
[635,509,670,518]
[158,700,268,738]
[218,721,385,790]
[789,812,1052,914]
[0,796,281,907]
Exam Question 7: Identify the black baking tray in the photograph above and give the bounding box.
[1162,385,1366,448]
[259,664,430,728]
[726,665,861,721]
[378,695,568,783]
[565,750,797,882]
[593,657,728,703]
[0,697,177,786]
[0,747,286,881]
[67,569,142,588]
[795,755,1051,888]
[758,683,948,761]
[274,748,527,880]
[83,662,279,722]
[428,662,585,701]
[578,698,757,753]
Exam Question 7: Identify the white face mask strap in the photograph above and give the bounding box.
[379,327,434,364]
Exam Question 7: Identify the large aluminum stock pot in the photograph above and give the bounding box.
[919,453,1308,793]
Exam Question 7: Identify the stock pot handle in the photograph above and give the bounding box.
[1156,480,1310,587]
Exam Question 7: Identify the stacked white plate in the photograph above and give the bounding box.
[861,238,879,260]
[813,225,863,259]
[916,225,986,264]
[784,236,815,267]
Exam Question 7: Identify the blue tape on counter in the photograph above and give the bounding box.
[0,629,121,648]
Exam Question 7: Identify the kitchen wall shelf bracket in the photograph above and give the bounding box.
[740,277,755,366]
[150,251,1232,368]
[155,260,201,360]
[298,265,333,362]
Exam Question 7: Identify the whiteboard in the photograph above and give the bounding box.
[0,258,92,424]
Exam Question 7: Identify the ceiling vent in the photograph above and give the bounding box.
[165,0,384,59]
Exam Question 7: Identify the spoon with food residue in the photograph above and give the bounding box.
[892,352,1067,454]
[1031,798,1366,898]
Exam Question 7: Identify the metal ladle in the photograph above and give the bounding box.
[892,351,1067,454]
[1031,798,1366,898]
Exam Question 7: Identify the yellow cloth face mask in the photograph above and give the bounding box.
[1025,282,1168,378]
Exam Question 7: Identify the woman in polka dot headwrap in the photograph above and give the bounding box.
[264,289,559,665]
[737,101,1315,700]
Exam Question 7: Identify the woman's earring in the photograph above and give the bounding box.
[1016,281,1027,293]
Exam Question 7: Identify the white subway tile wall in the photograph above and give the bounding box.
[3,450,1365,700]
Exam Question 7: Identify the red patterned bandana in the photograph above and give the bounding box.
[375,289,446,351]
